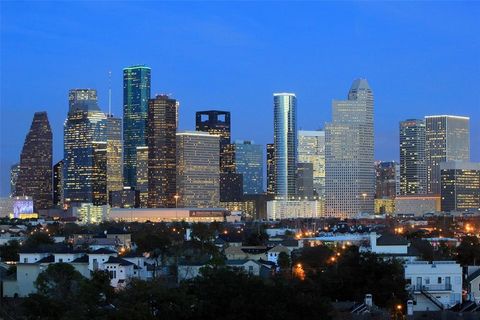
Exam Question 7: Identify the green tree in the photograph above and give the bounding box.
[456,236,480,265]
[23,232,54,249]
[277,251,291,275]
[0,239,20,261]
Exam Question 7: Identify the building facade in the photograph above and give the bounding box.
[298,130,325,198]
[296,162,314,199]
[10,163,19,197]
[15,112,53,211]
[106,115,123,200]
[425,115,470,195]
[176,131,220,208]
[440,161,480,212]
[399,119,427,195]
[53,160,64,207]
[147,95,178,208]
[64,89,107,205]
[266,143,275,195]
[123,65,151,189]
[375,161,397,199]
[273,93,297,200]
[325,79,375,218]
[135,146,149,207]
[233,140,263,194]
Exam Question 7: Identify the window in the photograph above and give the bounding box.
[24,258,27,263]
[425,277,430,285]
[438,277,442,284]
[248,266,253,273]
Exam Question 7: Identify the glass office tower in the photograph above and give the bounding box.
[266,143,275,196]
[123,65,151,188]
[325,79,375,218]
[147,95,178,208]
[298,130,325,198]
[425,115,470,195]
[64,89,107,205]
[440,161,480,212]
[399,119,427,195]
[234,140,264,194]
[273,93,297,200]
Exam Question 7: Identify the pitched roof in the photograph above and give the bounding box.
[376,233,408,246]
[90,248,117,254]
[104,256,134,266]
[226,259,260,266]
[467,268,480,282]
[72,255,89,263]
[36,255,54,263]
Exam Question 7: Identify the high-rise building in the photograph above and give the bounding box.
[440,161,480,212]
[273,93,297,199]
[92,141,108,205]
[136,146,149,207]
[296,162,314,199]
[325,79,374,218]
[9,163,19,197]
[64,89,107,205]
[123,65,151,189]
[399,119,427,195]
[266,143,275,195]
[106,115,123,199]
[298,130,325,198]
[196,110,242,201]
[375,161,397,199]
[176,131,220,208]
[233,140,263,194]
[15,112,53,210]
[147,95,178,208]
[53,160,64,207]
[425,115,470,195]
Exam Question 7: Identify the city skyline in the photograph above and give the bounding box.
[1,2,479,196]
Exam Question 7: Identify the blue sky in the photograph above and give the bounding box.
[1,1,479,196]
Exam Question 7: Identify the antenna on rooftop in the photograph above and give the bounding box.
[108,70,112,116]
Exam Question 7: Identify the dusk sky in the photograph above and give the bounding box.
[1,1,479,196]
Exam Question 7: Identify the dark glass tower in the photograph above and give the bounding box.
[123,65,151,188]
[15,112,53,210]
[266,143,275,195]
[147,95,178,208]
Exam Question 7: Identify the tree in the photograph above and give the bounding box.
[0,239,20,261]
[277,251,291,274]
[23,232,54,249]
[35,263,84,301]
[456,236,480,265]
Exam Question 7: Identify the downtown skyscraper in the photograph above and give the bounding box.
[273,93,297,200]
[425,115,470,195]
[399,119,427,195]
[106,115,123,199]
[298,130,326,198]
[64,89,107,205]
[233,140,264,195]
[15,112,53,210]
[123,65,151,189]
[325,79,374,218]
[147,95,178,208]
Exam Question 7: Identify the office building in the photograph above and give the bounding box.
[176,131,220,208]
[123,65,151,188]
[394,195,441,216]
[147,95,178,208]
[9,163,19,197]
[273,93,297,199]
[53,160,64,207]
[325,79,375,218]
[135,146,149,207]
[106,115,123,199]
[196,110,242,201]
[15,112,53,210]
[375,161,397,199]
[440,161,480,212]
[92,141,108,205]
[267,200,322,220]
[233,140,263,194]
[110,207,228,223]
[399,119,427,195]
[425,115,470,195]
[296,163,314,199]
[266,143,275,195]
[298,130,325,198]
[64,89,107,205]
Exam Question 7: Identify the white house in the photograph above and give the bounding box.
[226,259,261,276]
[404,261,462,311]
[266,245,290,265]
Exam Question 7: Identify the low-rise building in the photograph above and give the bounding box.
[395,195,441,216]
[404,261,462,311]
[267,200,322,220]
[110,207,229,223]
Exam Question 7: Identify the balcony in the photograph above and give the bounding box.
[409,284,452,292]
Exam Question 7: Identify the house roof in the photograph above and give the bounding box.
[104,256,134,266]
[72,255,89,263]
[268,245,290,254]
[376,233,408,246]
[467,268,480,282]
[90,248,117,255]
[36,255,54,263]
[226,259,260,266]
